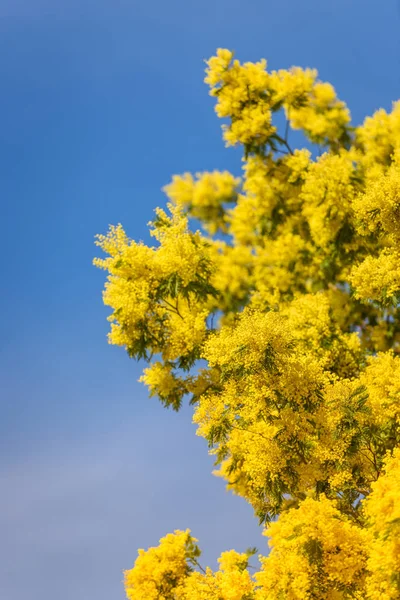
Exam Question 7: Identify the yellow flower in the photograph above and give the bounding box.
[94,48,400,600]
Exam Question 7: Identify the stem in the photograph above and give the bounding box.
[162,298,184,319]
[284,117,290,143]
[231,424,269,441]
[192,558,206,574]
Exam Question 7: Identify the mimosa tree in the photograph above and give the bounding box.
[95,49,400,600]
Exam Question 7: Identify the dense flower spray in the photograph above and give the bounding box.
[95,49,400,599]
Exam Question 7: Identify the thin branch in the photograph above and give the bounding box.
[230,424,269,441]
[161,298,184,319]
[281,138,294,155]
[192,558,206,575]
[274,148,290,156]
[284,118,290,143]
[162,298,179,311]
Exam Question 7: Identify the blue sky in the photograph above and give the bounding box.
[1,1,399,598]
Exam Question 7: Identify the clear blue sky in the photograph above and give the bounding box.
[1,1,399,598]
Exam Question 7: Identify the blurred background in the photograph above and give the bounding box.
[1,1,399,598]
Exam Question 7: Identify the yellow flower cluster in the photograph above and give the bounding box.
[124,530,199,600]
[179,550,255,600]
[163,170,240,234]
[353,154,400,239]
[253,233,312,304]
[205,48,274,151]
[300,152,358,247]
[360,351,400,425]
[364,450,400,600]
[349,158,400,303]
[191,297,370,518]
[125,530,258,600]
[355,100,400,167]
[94,207,219,408]
[271,68,351,147]
[205,48,351,154]
[257,496,368,599]
[350,249,400,304]
[209,242,254,315]
[95,48,400,600]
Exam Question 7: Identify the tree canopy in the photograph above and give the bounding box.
[95,49,400,600]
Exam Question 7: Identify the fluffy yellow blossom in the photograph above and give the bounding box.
[288,81,351,147]
[300,152,358,247]
[359,351,400,426]
[124,530,199,600]
[178,551,256,600]
[164,171,240,234]
[269,66,316,105]
[355,100,400,167]
[203,48,234,87]
[350,249,400,304]
[352,155,400,240]
[256,496,368,599]
[95,48,400,600]
[205,49,275,153]
[270,67,351,147]
[364,450,400,600]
